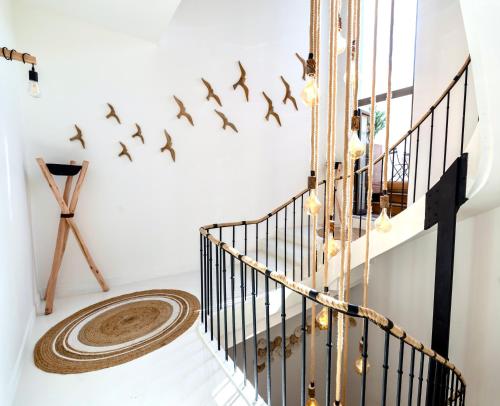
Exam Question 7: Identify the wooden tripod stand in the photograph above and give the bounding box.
[37,158,109,314]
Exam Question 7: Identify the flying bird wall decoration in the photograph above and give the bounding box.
[201,78,222,107]
[232,61,249,101]
[173,95,194,126]
[214,110,238,133]
[132,123,144,144]
[262,92,282,127]
[118,142,132,162]
[105,103,121,124]
[280,76,298,111]
[295,53,307,81]
[69,124,85,149]
[161,130,176,162]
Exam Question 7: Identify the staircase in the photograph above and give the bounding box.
[197,58,473,405]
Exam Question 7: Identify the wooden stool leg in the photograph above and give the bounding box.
[44,221,70,314]
[66,218,109,292]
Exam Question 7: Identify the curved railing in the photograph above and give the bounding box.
[197,59,471,404]
[199,227,466,405]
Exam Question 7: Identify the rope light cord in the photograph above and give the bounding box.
[335,0,354,403]
[383,0,396,192]
[363,0,379,308]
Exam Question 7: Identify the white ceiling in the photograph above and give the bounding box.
[21,0,182,43]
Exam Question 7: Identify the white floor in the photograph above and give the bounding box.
[14,272,249,406]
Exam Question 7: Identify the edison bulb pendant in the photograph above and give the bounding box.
[316,307,330,330]
[337,31,347,55]
[304,189,321,216]
[325,238,340,258]
[355,356,371,375]
[348,133,365,160]
[301,76,319,107]
[306,397,319,406]
[374,208,392,233]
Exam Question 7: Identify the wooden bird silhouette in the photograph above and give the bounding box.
[232,61,249,101]
[201,78,222,107]
[295,53,307,80]
[214,110,238,133]
[132,123,144,144]
[161,130,176,162]
[118,142,132,162]
[262,92,282,127]
[173,96,194,126]
[106,103,121,124]
[280,76,298,111]
[69,124,85,149]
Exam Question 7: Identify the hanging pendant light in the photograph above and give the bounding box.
[348,133,365,160]
[304,189,322,216]
[325,238,340,258]
[306,382,319,406]
[28,64,40,98]
[301,75,319,106]
[337,16,347,55]
[315,306,330,331]
[374,207,392,233]
[355,356,371,375]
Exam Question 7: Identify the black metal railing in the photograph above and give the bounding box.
[199,230,466,405]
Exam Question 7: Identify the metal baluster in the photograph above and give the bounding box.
[251,266,259,401]
[200,235,204,324]
[325,308,333,406]
[443,92,451,173]
[416,351,424,405]
[280,284,287,406]
[431,360,438,404]
[402,137,408,209]
[266,218,269,268]
[427,108,435,191]
[300,297,307,406]
[308,191,311,277]
[231,255,237,371]
[222,249,228,360]
[275,211,279,272]
[381,331,390,406]
[244,223,248,300]
[406,131,413,209]
[360,318,369,406]
[293,198,296,281]
[265,274,272,405]
[396,339,405,406]
[448,373,455,405]
[407,347,416,406]
[413,126,420,203]
[216,245,220,350]
[256,223,259,295]
[219,228,223,309]
[203,237,208,332]
[284,206,288,277]
[209,240,214,341]
[240,261,247,382]
[390,149,396,217]
[460,67,469,155]
[301,195,304,280]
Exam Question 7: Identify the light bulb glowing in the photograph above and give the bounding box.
[355,356,371,375]
[301,76,319,107]
[306,398,319,406]
[316,307,330,331]
[348,133,365,160]
[374,208,392,233]
[304,189,321,216]
[337,31,347,55]
[325,238,340,258]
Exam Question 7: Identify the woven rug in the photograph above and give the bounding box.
[34,289,199,374]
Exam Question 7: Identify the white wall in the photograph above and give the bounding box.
[13,0,313,297]
[408,0,478,202]
[0,0,37,403]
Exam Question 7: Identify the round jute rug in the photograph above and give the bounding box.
[34,289,199,374]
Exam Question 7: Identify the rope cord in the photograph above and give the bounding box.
[323,0,340,291]
[363,0,379,308]
[335,0,353,402]
[383,0,396,191]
